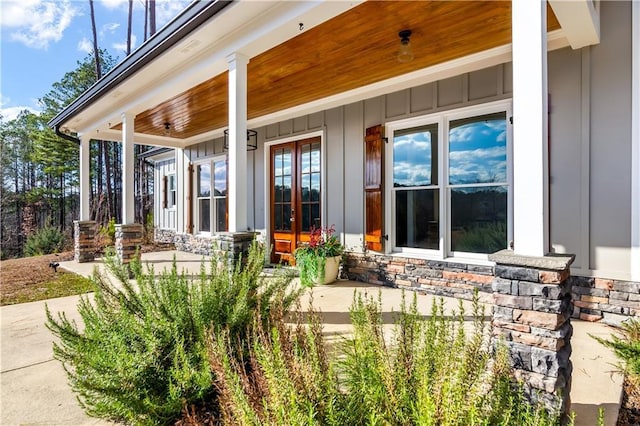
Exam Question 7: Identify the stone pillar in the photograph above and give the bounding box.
[115,224,143,267]
[214,232,256,270]
[74,220,96,263]
[488,250,574,418]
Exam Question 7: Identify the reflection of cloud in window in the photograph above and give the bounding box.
[214,162,226,195]
[449,118,507,185]
[449,148,506,184]
[394,132,432,186]
[449,145,506,161]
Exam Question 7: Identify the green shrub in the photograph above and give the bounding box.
[23,226,66,256]
[208,290,563,426]
[593,317,640,379]
[46,241,299,425]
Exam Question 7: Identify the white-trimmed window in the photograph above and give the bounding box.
[168,174,177,208]
[196,158,228,233]
[387,101,512,258]
[163,173,176,209]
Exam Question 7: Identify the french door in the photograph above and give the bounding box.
[270,137,321,264]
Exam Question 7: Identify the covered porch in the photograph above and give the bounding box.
[53,0,601,264]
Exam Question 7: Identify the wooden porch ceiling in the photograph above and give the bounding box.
[122,1,560,140]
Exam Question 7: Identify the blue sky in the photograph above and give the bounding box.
[0,0,191,122]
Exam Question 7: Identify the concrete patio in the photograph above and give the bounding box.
[0,250,624,425]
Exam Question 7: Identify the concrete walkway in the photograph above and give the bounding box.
[0,251,624,425]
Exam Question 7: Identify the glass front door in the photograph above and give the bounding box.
[270,137,321,264]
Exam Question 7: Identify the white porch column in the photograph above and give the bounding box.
[227,52,249,232]
[512,1,549,257]
[79,135,90,221]
[121,112,135,224]
[175,148,187,233]
[632,0,640,280]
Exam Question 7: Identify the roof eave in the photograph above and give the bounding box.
[48,0,233,129]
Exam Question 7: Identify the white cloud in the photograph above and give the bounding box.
[1,0,80,50]
[113,34,137,53]
[99,0,128,10]
[77,37,93,53]
[0,106,40,122]
[0,94,40,122]
[103,22,121,32]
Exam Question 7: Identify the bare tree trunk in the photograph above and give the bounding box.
[144,0,149,41]
[127,0,133,55]
[59,174,64,229]
[103,142,113,222]
[89,0,102,79]
[149,0,156,36]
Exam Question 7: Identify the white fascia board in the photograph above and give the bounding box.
[84,129,188,149]
[71,0,363,138]
[549,0,600,49]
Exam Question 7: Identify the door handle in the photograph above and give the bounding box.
[290,209,295,222]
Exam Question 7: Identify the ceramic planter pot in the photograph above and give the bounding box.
[311,255,341,285]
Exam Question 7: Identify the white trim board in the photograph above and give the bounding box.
[632,0,640,281]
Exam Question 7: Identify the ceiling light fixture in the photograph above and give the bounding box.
[163,122,171,136]
[397,29,414,63]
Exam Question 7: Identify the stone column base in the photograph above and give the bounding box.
[488,250,575,419]
[115,223,143,267]
[214,232,257,270]
[74,220,96,263]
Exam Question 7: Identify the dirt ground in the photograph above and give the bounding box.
[0,251,77,304]
[0,244,174,305]
[618,376,640,426]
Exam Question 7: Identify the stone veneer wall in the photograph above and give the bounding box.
[74,220,96,263]
[343,251,495,303]
[570,276,640,326]
[154,228,176,244]
[173,232,257,268]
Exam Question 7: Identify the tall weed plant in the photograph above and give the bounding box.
[46,241,299,425]
[207,291,563,426]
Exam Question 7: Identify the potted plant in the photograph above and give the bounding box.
[294,225,344,287]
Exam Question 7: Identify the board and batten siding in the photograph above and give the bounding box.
[154,158,177,231]
[257,62,513,253]
[548,0,633,280]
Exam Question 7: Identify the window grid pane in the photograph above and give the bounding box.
[450,186,507,254]
[198,164,211,197]
[300,142,321,232]
[395,189,439,250]
[449,112,507,185]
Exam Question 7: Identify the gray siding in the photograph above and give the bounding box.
[588,1,632,274]
[258,63,512,251]
[548,0,632,278]
[154,158,177,231]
